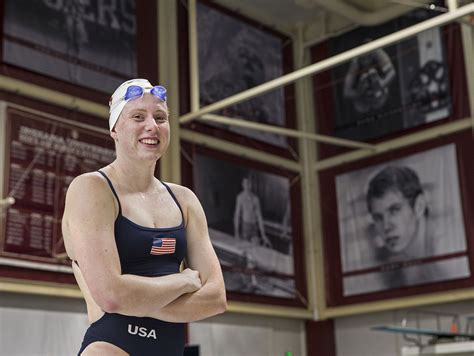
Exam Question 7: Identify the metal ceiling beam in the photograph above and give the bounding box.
[200,114,374,149]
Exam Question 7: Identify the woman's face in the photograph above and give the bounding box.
[111,93,170,162]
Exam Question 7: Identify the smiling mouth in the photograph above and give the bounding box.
[139,138,160,146]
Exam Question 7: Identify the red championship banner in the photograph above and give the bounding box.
[1,108,114,275]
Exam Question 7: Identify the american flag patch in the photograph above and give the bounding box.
[150,237,176,255]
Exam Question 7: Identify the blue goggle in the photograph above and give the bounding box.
[124,85,167,103]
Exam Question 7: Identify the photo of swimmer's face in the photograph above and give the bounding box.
[369,189,419,254]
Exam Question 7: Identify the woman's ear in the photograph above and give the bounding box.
[110,128,118,141]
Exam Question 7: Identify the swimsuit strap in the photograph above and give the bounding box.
[97,170,122,215]
[160,181,185,227]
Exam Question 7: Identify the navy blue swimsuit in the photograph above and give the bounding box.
[78,170,187,356]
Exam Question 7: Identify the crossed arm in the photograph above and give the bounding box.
[63,173,226,322]
[343,49,395,98]
[375,49,396,87]
[153,185,227,322]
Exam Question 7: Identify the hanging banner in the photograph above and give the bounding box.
[1,108,115,271]
[3,0,137,93]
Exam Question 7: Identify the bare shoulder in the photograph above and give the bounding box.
[161,182,203,221]
[62,172,116,258]
[162,182,198,205]
[68,171,106,191]
[64,172,116,217]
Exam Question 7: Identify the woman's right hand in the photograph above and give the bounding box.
[181,268,202,293]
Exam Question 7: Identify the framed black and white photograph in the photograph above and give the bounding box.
[1,0,158,102]
[3,0,135,92]
[312,4,469,158]
[181,143,307,307]
[319,130,474,306]
[336,144,469,296]
[178,1,297,158]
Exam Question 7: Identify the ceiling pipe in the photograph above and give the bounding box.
[299,0,429,26]
[446,0,458,11]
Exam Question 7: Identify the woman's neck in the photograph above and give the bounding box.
[108,157,158,192]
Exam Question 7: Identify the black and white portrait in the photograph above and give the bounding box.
[342,44,396,115]
[335,144,469,296]
[197,2,287,147]
[3,0,136,93]
[193,153,295,298]
[329,5,451,141]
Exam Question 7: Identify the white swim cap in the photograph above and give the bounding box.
[108,78,153,131]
